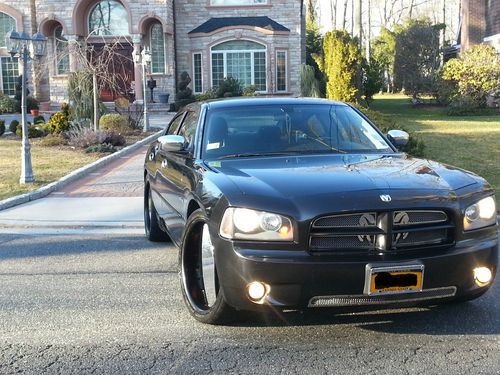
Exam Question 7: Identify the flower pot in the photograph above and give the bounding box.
[158,93,170,104]
[30,109,39,116]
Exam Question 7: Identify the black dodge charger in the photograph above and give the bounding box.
[143,98,498,324]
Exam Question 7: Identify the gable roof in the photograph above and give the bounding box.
[189,16,290,35]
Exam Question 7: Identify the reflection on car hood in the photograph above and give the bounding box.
[207,154,479,198]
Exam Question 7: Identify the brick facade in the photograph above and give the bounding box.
[461,0,500,52]
[0,0,304,104]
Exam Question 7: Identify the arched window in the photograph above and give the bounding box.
[211,40,266,91]
[88,0,129,36]
[54,26,70,75]
[150,23,165,74]
[0,12,16,48]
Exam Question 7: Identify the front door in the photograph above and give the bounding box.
[89,42,134,101]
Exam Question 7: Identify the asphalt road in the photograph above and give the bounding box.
[0,233,499,374]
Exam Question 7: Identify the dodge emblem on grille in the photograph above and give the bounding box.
[394,211,410,243]
[380,194,392,202]
[358,213,377,245]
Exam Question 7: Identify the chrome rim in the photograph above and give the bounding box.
[201,224,217,307]
[148,194,153,227]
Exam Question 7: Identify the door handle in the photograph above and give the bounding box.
[161,159,168,168]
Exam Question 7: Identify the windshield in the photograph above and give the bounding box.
[202,104,393,159]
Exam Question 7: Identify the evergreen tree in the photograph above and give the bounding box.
[322,30,362,102]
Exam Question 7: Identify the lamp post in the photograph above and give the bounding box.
[134,47,151,133]
[5,30,47,184]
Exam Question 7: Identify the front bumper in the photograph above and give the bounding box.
[215,233,498,312]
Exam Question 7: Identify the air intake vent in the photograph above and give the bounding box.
[309,210,453,254]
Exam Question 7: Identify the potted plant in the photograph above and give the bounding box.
[27,97,39,116]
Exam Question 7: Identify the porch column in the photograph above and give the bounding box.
[132,34,143,101]
[66,35,80,72]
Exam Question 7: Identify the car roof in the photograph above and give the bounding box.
[188,97,349,111]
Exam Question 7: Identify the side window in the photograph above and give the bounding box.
[166,113,185,135]
[178,111,199,151]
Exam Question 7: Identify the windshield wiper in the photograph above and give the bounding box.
[219,152,297,159]
[218,150,349,159]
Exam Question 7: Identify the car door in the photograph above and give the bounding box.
[150,112,186,228]
[156,109,200,244]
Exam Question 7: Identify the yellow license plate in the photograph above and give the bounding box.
[366,265,424,295]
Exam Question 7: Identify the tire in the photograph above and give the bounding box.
[144,181,170,242]
[179,209,235,324]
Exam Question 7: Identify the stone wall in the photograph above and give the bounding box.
[174,0,305,96]
[1,0,175,104]
[1,0,304,102]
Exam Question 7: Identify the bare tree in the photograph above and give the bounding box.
[354,0,362,42]
[36,34,136,130]
[366,0,372,60]
[342,0,349,30]
[330,0,338,29]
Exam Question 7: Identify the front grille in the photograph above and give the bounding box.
[310,235,375,250]
[310,210,454,254]
[313,213,377,228]
[393,210,448,226]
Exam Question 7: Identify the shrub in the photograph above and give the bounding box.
[68,70,95,120]
[15,123,45,138]
[0,120,5,136]
[67,123,106,148]
[14,96,39,113]
[442,44,500,108]
[362,59,384,105]
[40,133,67,147]
[195,88,217,102]
[99,113,132,134]
[27,96,39,111]
[85,143,116,154]
[243,85,257,97]
[46,111,71,133]
[354,104,425,157]
[0,93,16,114]
[33,115,45,124]
[432,72,458,105]
[216,77,243,98]
[103,131,126,147]
[9,120,19,133]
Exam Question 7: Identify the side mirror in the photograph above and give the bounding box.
[387,130,409,148]
[158,135,186,153]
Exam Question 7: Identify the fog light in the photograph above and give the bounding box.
[247,281,269,302]
[473,267,492,286]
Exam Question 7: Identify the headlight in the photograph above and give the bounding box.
[220,207,294,241]
[463,196,497,231]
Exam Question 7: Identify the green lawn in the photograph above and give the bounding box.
[0,136,101,201]
[371,94,500,200]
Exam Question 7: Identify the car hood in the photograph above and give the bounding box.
[206,154,479,204]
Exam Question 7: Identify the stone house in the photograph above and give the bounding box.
[0,0,305,105]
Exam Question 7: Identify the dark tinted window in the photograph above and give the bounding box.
[166,113,185,135]
[202,105,392,158]
[178,111,199,151]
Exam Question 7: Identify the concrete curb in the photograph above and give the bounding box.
[0,129,163,212]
